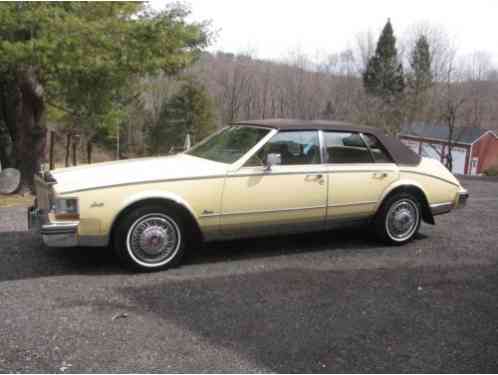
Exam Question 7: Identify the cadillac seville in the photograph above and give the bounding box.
[29,119,469,271]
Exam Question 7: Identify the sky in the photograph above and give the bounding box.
[151,0,498,65]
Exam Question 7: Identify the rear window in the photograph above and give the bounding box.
[363,134,393,163]
[324,132,373,163]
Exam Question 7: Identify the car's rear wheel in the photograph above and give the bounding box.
[113,204,186,271]
[374,192,421,245]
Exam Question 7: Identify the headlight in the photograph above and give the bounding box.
[51,197,79,220]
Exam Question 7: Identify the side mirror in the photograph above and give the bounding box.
[265,153,281,171]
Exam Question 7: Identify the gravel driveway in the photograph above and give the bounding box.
[0,178,497,372]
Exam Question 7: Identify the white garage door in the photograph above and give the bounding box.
[450,147,467,175]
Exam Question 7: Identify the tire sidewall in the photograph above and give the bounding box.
[376,192,421,245]
[114,205,186,271]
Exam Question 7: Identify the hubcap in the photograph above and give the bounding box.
[126,214,181,266]
[386,199,419,241]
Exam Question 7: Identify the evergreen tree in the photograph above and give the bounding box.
[149,79,216,154]
[363,19,405,100]
[408,35,433,95]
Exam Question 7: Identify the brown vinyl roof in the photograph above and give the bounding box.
[233,119,374,133]
[232,119,421,166]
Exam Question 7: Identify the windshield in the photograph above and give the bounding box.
[186,126,271,163]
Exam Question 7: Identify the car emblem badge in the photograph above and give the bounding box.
[90,202,104,208]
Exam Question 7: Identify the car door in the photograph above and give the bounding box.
[220,130,328,237]
[324,131,399,223]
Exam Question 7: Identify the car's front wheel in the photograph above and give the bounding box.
[113,204,186,271]
[374,192,421,245]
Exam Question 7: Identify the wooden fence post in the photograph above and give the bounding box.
[65,133,71,167]
[87,139,93,164]
[49,131,55,170]
[72,135,79,166]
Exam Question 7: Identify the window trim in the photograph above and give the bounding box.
[360,133,376,162]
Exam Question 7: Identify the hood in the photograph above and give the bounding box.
[51,154,228,194]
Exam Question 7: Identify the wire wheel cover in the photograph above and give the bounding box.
[386,199,419,241]
[126,214,180,265]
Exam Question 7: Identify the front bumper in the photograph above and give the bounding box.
[28,206,79,247]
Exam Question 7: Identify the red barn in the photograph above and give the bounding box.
[399,123,498,175]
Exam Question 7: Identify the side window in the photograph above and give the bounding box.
[246,131,321,166]
[363,134,393,163]
[324,132,373,164]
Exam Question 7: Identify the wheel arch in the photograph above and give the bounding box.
[109,193,204,247]
[376,183,435,225]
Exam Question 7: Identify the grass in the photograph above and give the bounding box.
[0,193,34,208]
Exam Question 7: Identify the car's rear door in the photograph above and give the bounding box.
[324,131,398,223]
[220,130,328,237]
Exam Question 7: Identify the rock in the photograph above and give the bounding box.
[0,168,21,194]
[112,312,128,321]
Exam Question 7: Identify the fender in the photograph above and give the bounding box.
[376,178,434,224]
[106,190,201,244]
[375,178,427,211]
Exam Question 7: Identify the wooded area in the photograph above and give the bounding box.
[1,3,498,192]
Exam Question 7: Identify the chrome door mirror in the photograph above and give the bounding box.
[265,153,281,171]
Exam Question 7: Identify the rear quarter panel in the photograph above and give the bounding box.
[397,158,461,205]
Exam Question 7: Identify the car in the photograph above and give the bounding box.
[28,119,469,271]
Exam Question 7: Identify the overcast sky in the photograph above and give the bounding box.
[152,0,498,65]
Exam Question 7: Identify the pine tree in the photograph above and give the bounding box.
[408,35,433,95]
[363,19,405,100]
[149,79,216,154]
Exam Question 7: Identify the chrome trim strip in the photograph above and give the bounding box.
[40,221,79,235]
[327,168,392,173]
[399,170,460,187]
[199,213,223,218]
[328,200,377,208]
[430,202,454,216]
[62,167,401,194]
[230,170,329,178]
[214,205,326,217]
[231,168,394,178]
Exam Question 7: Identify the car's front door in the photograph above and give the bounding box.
[220,130,327,237]
[323,131,399,224]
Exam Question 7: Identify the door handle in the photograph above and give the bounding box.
[373,172,388,179]
[305,174,323,181]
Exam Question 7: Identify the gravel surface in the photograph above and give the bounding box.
[0,179,497,372]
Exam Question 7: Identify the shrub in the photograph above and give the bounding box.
[483,164,498,176]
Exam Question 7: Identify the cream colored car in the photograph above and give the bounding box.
[29,120,468,271]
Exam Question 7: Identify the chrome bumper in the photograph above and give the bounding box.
[28,206,79,247]
[430,190,469,216]
[457,190,469,208]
